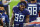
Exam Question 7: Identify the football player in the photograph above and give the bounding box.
[0,4,5,26]
[0,0,10,16]
[0,4,9,27]
[10,2,30,27]
[27,0,40,22]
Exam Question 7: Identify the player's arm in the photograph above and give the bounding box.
[10,12,15,27]
[25,10,30,23]
[5,15,9,27]
[26,15,30,23]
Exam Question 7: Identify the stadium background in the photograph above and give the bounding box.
[9,0,20,18]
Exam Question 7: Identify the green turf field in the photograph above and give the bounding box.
[9,0,20,18]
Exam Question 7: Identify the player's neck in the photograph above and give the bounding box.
[19,9,24,11]
[19,7,24,11]
[31,1,36,3]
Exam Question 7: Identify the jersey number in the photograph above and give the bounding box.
[14,13,24,22]
[28,7,37,15]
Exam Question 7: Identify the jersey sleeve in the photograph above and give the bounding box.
[25,9,30,15]
[13,6,18,13]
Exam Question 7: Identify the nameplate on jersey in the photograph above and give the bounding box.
[28,4,37,6]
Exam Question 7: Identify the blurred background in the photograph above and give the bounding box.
[9,0,20,18]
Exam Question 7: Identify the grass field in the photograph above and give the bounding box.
[9,0,20,18]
